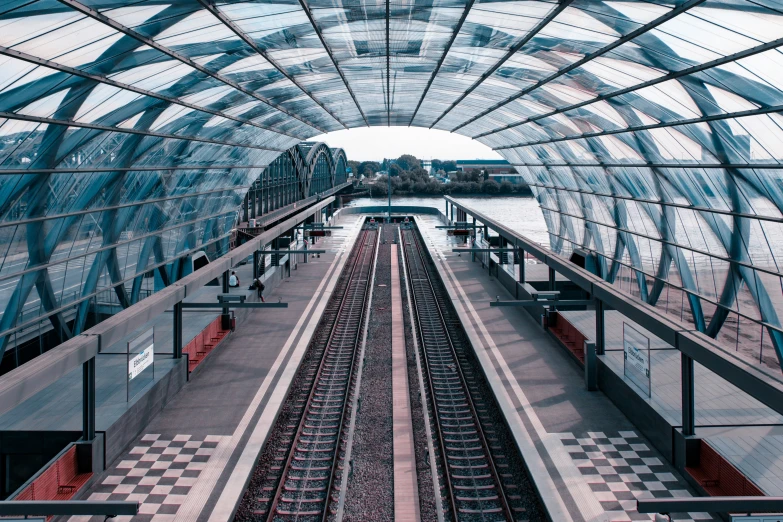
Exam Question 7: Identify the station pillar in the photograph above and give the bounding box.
[173,301,183,358]
[83,357,96,441]
[681,354,695,436]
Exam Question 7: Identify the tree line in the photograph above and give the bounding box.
[347,154,531,197]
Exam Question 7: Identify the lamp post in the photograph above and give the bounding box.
[388,166,392,222]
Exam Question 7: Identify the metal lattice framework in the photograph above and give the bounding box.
[1,0,783,370]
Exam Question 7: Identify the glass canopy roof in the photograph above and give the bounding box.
[2,0,783,370]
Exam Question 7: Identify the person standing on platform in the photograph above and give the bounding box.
[254,278,266,302]
[229,271,239,288]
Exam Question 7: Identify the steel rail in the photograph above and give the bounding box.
[402,226,513,520]
[265,226,377,521]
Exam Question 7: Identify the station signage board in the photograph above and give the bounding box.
[623,322,651,397]
[128,328,154,381]
[448,230,471,236]
[305,230,331,237]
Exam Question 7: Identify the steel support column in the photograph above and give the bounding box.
[82,357,96,441]
[596,299,605,355]
[549,267,556,291]
[173,301,183,358]
[682,353,695,436]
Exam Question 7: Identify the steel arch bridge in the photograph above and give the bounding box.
[241,142,348,222]
[1,0,783,373]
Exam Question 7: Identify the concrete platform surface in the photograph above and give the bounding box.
[416,214,717,522]
[68,213,366,522]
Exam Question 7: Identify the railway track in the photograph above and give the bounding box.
[245,226,378,521]
[401,226,533,521]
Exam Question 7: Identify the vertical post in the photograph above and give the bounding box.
[519,248,526,283]
[253,250,260,280]
[595,299,605,355]
[585,341,597,391]
[681,353,695,436]
[450,203,454,223]
[388,170,392,222]
[472,216,476,262]
[222,270,230,294]
[548,266,556,291]
[82,357,95,441]
[173,301,183,358]
[243,192,249,223]
[517,247,525,299]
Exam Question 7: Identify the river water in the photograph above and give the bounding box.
[345,195,550,247]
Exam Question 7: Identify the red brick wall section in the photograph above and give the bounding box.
[549,312,587,364]
[183,316,230,371]
[687,441,764,496]
[14,445,93,520]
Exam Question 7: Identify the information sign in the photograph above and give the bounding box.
[623,322,651,397]
[128,328,154,381]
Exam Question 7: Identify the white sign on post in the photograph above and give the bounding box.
[128,328,154,381]
[623,322,651,397]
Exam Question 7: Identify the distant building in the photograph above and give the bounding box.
[455,159,525,184]
[422,159,432,175]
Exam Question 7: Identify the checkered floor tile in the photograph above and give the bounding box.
[559,431,715,522]
[84,434,225,522]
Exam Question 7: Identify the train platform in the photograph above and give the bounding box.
[415,214,717,522]
[65,213,366,522]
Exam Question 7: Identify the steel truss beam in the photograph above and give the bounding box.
[196,0,353,129]
[57,0,329,134]
[527,182,783,224]
[513,162,783,169]
[0,231,231,342]
[493,103,783,150]
[428,0,573,128]
[538,204,783,280]
[385,0,391,125]
[0,111,286,153]
[0,187,242,228]
[407,0,478,125]
[0,165,268,175]
[0,208,239,286]
[0,45,304,140]
[541,215,777,331]
[480,36,783,141]
[450,0,707,132]
[293,0,370,126]
[546,226,783,336]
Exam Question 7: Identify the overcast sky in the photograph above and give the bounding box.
[312,126,503,162]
